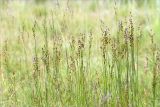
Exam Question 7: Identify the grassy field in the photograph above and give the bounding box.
[0,0,160,107]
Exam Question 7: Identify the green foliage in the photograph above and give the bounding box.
[35,0,47,3]
[33,5,47,17]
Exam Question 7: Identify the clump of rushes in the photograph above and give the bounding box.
[41,17,50,107]
[129,14,137,107]
[156,49,160,104]
[2,40,11,104]
[3,40,10,77]
[3,39,18,106]
[110,38,118,107]
[65,44,72,106]
[66,36,76,106]
[135,25,142,107]
[124,27,130,107]
[116,20,124,107]
[100,26,111,106]
[32,21,42,106]
[87,31,93,73]
[2,39,20,106]
[149,29,157,107]
[76,33,88,106]
[52,35,63,106]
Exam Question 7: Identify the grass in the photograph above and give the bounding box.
[0,0,160,107]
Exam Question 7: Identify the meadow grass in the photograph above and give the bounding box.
[0,0,160,107]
